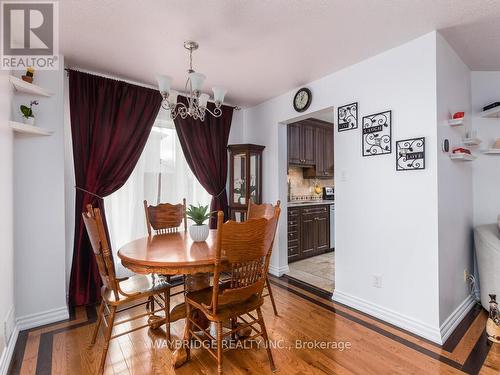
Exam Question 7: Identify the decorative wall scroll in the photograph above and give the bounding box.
[362,110,392,156]
[396,137,425,171]
[337,102,358,131]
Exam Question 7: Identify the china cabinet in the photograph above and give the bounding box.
[228,144,264,221]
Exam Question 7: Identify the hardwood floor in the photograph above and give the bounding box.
[8,276,499,375]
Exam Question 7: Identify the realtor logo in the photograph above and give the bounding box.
[1,1,58,69]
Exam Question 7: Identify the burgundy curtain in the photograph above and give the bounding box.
[68,70,162,306]
[174,97,233,228]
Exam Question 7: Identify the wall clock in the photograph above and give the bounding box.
[293,88,312,112]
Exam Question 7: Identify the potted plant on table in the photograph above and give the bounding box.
[20,100,38,125]
[186,204,212,242]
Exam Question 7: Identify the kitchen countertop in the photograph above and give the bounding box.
[287,200,334,207]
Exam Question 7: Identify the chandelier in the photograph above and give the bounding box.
[156,41,227,121]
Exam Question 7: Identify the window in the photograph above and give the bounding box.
[104,109,211,275]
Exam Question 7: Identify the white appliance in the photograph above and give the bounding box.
[329,204,335,249]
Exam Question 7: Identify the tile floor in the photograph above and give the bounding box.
[287,252,335,292]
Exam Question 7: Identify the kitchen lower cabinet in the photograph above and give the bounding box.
[288,204,331,263]
[287,208,301,262]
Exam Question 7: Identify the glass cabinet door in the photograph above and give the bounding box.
[228,144,265,221]
[250,152,261,203]
[232,151,247,205]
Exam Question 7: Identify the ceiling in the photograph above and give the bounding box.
[59,0,500,107]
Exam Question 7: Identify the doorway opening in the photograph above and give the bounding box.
[283,108,335,294]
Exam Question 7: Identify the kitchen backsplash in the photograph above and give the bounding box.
[288,166,334,198]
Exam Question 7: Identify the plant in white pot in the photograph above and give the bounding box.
[186,204,212,242]
[20,100,38,126]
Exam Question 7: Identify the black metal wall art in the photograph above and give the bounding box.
[338,102,358,131]
[362,110,392,156]
[396,137,425,171]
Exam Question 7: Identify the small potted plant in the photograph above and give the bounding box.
[20,100,38,125]
[186,204,212,242]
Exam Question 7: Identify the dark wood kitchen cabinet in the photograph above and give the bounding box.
[288,204,331,263]
[287,122,315,166]
[289,119,333,178]
[303,121,334,179]
[287,207,301,262]
[314,126,334,178]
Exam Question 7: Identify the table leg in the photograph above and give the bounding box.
[172,273,211,368]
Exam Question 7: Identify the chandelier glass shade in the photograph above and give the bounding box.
[157,41,227,121]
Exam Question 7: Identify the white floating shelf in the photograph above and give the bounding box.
[9,75,52,97]
[448,118,465,126]
[450,153,476,161]
[480,106,500,119]
[481,149,500,155]
[462,138,482,146]
[9,121,54,136]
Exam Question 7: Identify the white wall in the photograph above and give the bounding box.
[0,71,15,371]
[436,34,474,331]
[12,60,68,328]
[471,72,500,226]
[243,32,443,341]
[228,108,245,144]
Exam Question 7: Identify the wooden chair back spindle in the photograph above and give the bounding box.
[209,208,280,314]
[82,204,119,301]
[144,198,187,235]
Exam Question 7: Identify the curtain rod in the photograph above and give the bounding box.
[65,67,241,110]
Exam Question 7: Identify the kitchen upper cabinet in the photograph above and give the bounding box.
[287,123,316,166]
[287,123,302,164]
[315,126,334,178]
[290,119,334,178]
[302,125,316,164]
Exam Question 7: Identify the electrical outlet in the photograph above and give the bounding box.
[464,269,469,282]
[372,275,383,288]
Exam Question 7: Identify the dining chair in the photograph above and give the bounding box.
[144,199,188,321]
[247,199,281,316]
[143,198,187,235]
[82,204,172,375]
[184,208,281,374]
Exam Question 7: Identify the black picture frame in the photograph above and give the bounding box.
[337,102,358,131]
[362,110,392,157]
[396,137,425,171]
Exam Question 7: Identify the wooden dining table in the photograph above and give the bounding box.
[117,229,226,368]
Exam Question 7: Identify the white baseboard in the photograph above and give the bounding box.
[269,264,290,277]
[0,324,18,375]
[16,306,69,331]
[333,290,442,344]
[440,295,476,344]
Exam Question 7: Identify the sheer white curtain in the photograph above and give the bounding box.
[105,108,211,276]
